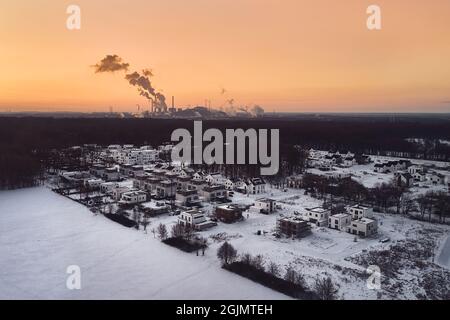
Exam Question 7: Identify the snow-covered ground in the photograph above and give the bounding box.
[307,152,449,191]
[0,187,288,300]
[1,185,449,300]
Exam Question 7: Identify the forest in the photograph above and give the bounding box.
[1,115,450,190]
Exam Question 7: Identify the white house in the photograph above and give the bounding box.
[120,191,147,204]
[178,208,217,230]
[112,186,131,201]
[374,160,411,174]
[242,178,266,194]
[205,173,226,185]
[426,172,445,185]
[199,185,228,202]
[346,218,378,237]
[413,171,426,182]
[408,165,423,175]
[347,205,374,220]
[253,198,276,214]
[342,156,356,167]
[303,207,330,226]
[224,178,240,190]
[192,171,206,182]
[328,213,352,231]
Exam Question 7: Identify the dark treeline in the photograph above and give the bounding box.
[1,115,450,189]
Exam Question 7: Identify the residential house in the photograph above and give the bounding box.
[89,164,106,177]
[119,164,134,176]
[178,208,217,230]
[205,173,226,185]
[175,190,201,207]
[287,176,302,189]
[141,201,170,216]
[120,191,147,204]
[347,205,374,220]
[242,177,266,194]
[253,198,277,214]
[187,180,207,191]
[408,165,423,175]
[224,178,240,190]
[427,172,446,185]
[100,182,119,194]
[192,171,206,182]
[303,207,330,226]
[346,218,378,237]
[277,216,311,239]
[112,186,131,201]
[155,180,177,198]
[215,204,244,223]
[328,213,352,231]
[144,176,162,193]
[199,185,228,202]
[176,176,192,192]
[394,172,413,187]
[129,165,144,177]
[102,168,119,182]
[84,179,103,189]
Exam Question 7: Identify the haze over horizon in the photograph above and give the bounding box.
[1,0,450,113]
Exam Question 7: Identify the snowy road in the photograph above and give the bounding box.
[0,187,289,300]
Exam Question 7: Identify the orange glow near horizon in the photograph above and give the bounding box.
[1,0,450,113]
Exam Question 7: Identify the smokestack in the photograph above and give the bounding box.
[151,99,154,113]
[172,96,175,109]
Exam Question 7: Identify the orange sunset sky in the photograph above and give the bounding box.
[1,0,450,113]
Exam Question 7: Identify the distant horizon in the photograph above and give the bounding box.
[1,109,450,116]
[1,1,450,113]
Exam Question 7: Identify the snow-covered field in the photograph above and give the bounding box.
[0,187,288,300]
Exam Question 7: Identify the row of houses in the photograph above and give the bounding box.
[394,164,449,187]
[103,144,165,165]
[277,205,378,239]
[308,150,370,169]
[374,159,411,173]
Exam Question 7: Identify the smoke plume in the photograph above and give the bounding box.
[93,55,129,73]
[94,55,167,111]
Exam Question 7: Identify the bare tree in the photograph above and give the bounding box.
[171,223,186,239]
[199,237,208,256]
[184,225,195,241]
[400,193,416,215]
[314,276,338,300]
[241,253,253,265]
[217,241,237,265]
[141,215,150,233]
[268,262,280,277]
[251,254,265,271]
[157,223,168,240]
[284,266,298,283]
[131,207,141,229]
